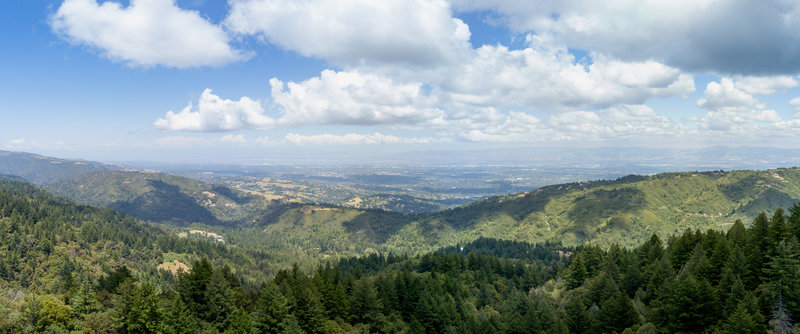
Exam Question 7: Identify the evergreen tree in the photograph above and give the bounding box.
[658,275,717,333]
[564,295,591,333]
[763,237,800,324]
[177,258,213,319]
[596,291,638,333]
[253,282,295,333]
[566,254,588,289]
[350,278,383,326]
[205,269,235,330]
[112,281,161,334]
[292,286,327,334]
[720,303,764,334]
[69,277,100,319]
[224,307,253,334]
[164,295,199,334]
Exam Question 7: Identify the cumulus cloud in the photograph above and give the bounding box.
[697,78,782,132]
[450,0,800,75]
[50,0,246,68]
[269,70,444,126]
[284,133,433,145]
[155,70,444,131]
[697,78,766,111]
[153,89,274,131]
[224,0,471,67]
[733,76,799,95]
[439,42,694,111]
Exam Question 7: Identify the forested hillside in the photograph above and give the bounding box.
[402,168,800,249]
[2,186,798,332]
[45,168,800,274]
[48,171,275,225]
[0,177,295,297]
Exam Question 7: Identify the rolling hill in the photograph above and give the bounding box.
[0,150,124,184]
[232,168,800,258]
[26,151,800,263]
[47,171,275,225]
[401,168,800,248]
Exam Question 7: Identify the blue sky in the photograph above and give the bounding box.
[2,0,800,163]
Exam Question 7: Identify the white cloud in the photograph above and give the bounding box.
[284,133,433,145]
[733,76,799,95]
[697,78,765,111]
[450,0,800,75]
[155,70,444,131]
[51,0,246,68]
[219,134,247,144]
[697,78,783,132]
[791,97,800,112]
[153,89,274,131]
[439,42,694,110]
[225,0,470,67]
[270,70,444,126]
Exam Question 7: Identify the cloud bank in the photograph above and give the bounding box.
[50,0,246,68]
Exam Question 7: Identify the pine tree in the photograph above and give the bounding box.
[224,307,253,334]
[113,281,161,334]
[658,275,718,333]
[721,303,763,334]
[205,269,235,330]
[70,277,100,319]
[350,278,383,326]
[788,203,800,240]
[253,282,294,333]
[177,258,213,319]
[564,295,591,333]
[163,295,199,334]
[596,292,638,333]
[293,286,327,334]
[763,237,800,323]
[566,254,588,289]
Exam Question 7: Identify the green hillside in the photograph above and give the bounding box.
[404,168,800,249]
[235,168,800,259]
[48,171,274,225]
[44,166,800,269]
[0,150,122,184]
[0,177,285,289]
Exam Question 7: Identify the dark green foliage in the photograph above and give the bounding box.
[3,175,800,333]
[163,297,199,334]
[112,281,162,334]
[253,282,294,333]
[108,179,219,224]
[596,292,638,333]
[568,188,646,228]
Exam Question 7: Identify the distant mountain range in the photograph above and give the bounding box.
[0,150,126,184]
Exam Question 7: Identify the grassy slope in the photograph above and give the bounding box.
[388,168,800,250]
[47,171,273,225]
[45,167,800,270]
[0,150,120,184]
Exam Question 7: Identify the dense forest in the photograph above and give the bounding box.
[1,176,800,333]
